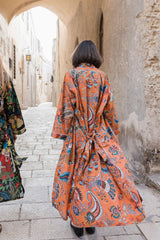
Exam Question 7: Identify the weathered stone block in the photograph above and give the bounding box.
[32,170,54,178]
[26,155,40,162]
[18,150,33,156]
[138,222,160,240]
[40,155,58,161]
[21,161,43,171]
[24,177,53,187]
[124,224,141,235]
[30,219,76,239]
[106,235,144,240]
[20,203,60,220]
[23,186,50,203]
[33,149,49,155]
[0,220,30,240]
[0,205,20,221]
[43,160,58,170]
[96,225,126,236]
[21,170,32,178]
[35,144,53,150]
[49,149,62,154]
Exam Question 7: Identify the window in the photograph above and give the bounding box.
[99,12,104,57]
[13,45,16,79]
[27,12,29,32]
[9,58,12,69]
[75,37,79,48]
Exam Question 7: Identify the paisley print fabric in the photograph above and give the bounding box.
[0,79,26,202]
[51,63,145,227]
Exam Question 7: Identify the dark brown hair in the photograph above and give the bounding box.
[72,40,103,68]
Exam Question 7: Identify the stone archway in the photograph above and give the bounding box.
[0,0,80,24]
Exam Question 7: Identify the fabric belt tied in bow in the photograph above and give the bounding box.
[77,129,97,178]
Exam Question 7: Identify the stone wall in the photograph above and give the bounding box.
[101,0,146,182]
[136,0,160,174]
[0,14,11,71]
[101,0,160,180]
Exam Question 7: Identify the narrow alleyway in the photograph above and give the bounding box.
[0,103,160,240]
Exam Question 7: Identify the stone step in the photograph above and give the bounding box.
[146,172,160,192]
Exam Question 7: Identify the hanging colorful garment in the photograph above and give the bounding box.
[0,79,27,202]
[51,63,145,227]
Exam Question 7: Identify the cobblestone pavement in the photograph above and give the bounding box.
[0,102,160,240]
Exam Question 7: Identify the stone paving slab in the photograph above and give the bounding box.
[0,220,30,240]
[25,155,40,162]
[23,186,50,203]
[84,236,104,240]
[31,218,99,240]
[23,177,53,187]
[49,149,62,154]
[50,139,58,143]
[20,203,60,220]
[137,184,160,223]
[36,138,53,142]
[105,235,144,240]
[33,149,49,155]
[40,155,59,162]
[44,238,103,240]
[2,198,23,206]
[123,224,141,234]
[96,225,126,236]
[41,239,82,240]
[32,170,54,178]
[35,144,53,150]
[49,186,53,198]
[21,161,43,171]
[43,160,58,170]
[21,170,32,178]
[138,222,160,240]
[21,141,38,145]
[16,145,35,151]
[0,204,20,221]
[19,150,33,156]
[55,140,63,145]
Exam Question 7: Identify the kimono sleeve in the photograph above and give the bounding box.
[52,73,75,140]
[4,79,26,135]
[103,81,120,135]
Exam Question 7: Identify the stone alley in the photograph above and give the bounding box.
[0,102,160,240]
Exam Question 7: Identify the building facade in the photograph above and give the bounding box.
[52,38,57,106]
[0,10,54,108]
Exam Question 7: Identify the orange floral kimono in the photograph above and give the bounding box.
[51,63,145,227]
